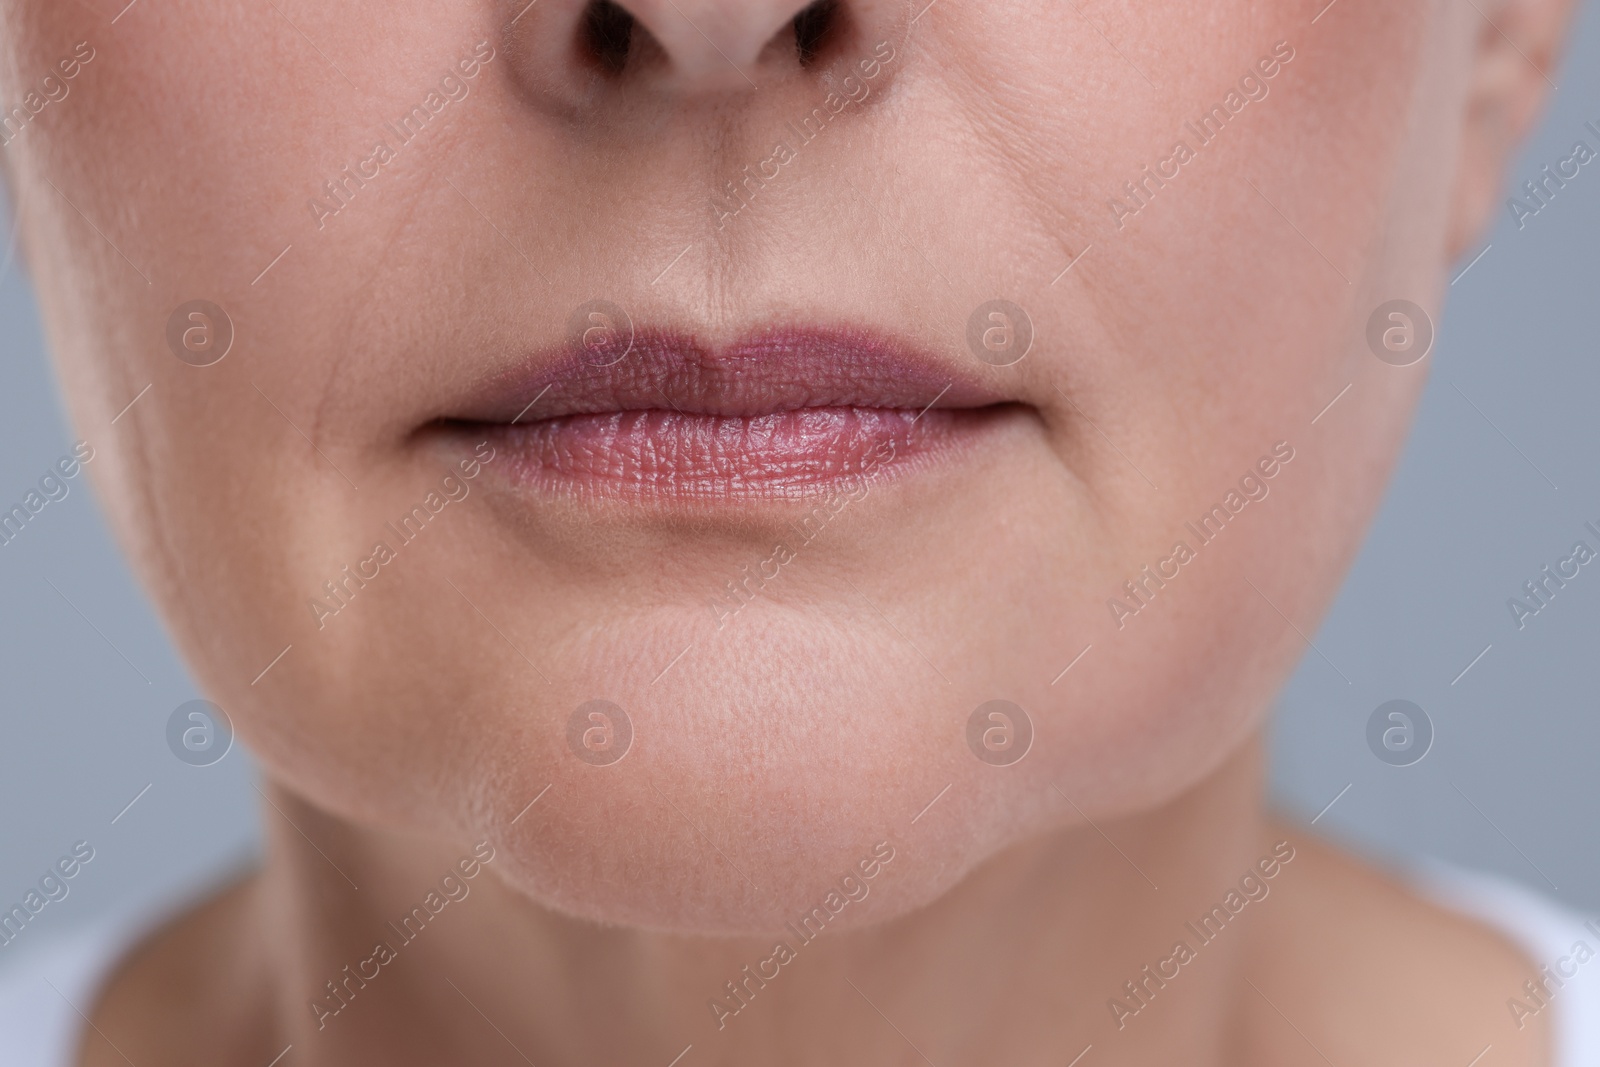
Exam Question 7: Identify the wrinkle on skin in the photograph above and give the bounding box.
[1,0,1579,1062]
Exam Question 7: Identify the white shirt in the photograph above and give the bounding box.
[1,865,1596,1065]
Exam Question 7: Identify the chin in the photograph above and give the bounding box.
[443,616,1227,934]
[437,617,1047,936]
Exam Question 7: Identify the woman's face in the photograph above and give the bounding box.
[5,0,1499,932]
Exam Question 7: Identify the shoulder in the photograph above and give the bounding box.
[0,874,267,1067]
[0,914,143,1067]
[1414,860,1600,1067]
[78,875,272,1067]
[1246,829,1567,1067]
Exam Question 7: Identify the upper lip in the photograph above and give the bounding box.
[442,325,1010,424]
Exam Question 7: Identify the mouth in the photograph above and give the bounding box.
[438,324,1020,503]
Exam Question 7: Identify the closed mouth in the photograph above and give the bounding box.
[437,324,1021,503]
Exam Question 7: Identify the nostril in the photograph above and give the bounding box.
[581,0,636,74]
[571,0,850,85]
[792,0,842,67]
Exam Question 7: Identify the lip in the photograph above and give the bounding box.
[441,325,1017,502]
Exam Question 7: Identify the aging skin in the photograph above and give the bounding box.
[0,0,1577,1063]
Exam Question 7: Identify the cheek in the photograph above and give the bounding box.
[910,0,1450,820]
[8,0,499,767]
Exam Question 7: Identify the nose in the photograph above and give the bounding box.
[589,0,844,89]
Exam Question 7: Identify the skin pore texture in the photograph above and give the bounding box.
[0,0,1578,1063]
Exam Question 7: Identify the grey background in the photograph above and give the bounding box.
[2,4,1599,958]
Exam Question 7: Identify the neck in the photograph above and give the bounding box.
[256,740,1274,1066]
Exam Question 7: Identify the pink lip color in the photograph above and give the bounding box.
[453,326,1011,502]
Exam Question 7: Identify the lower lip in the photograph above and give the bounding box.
[483,406,988,501]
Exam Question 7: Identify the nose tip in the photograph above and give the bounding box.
[605,0,837,87]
